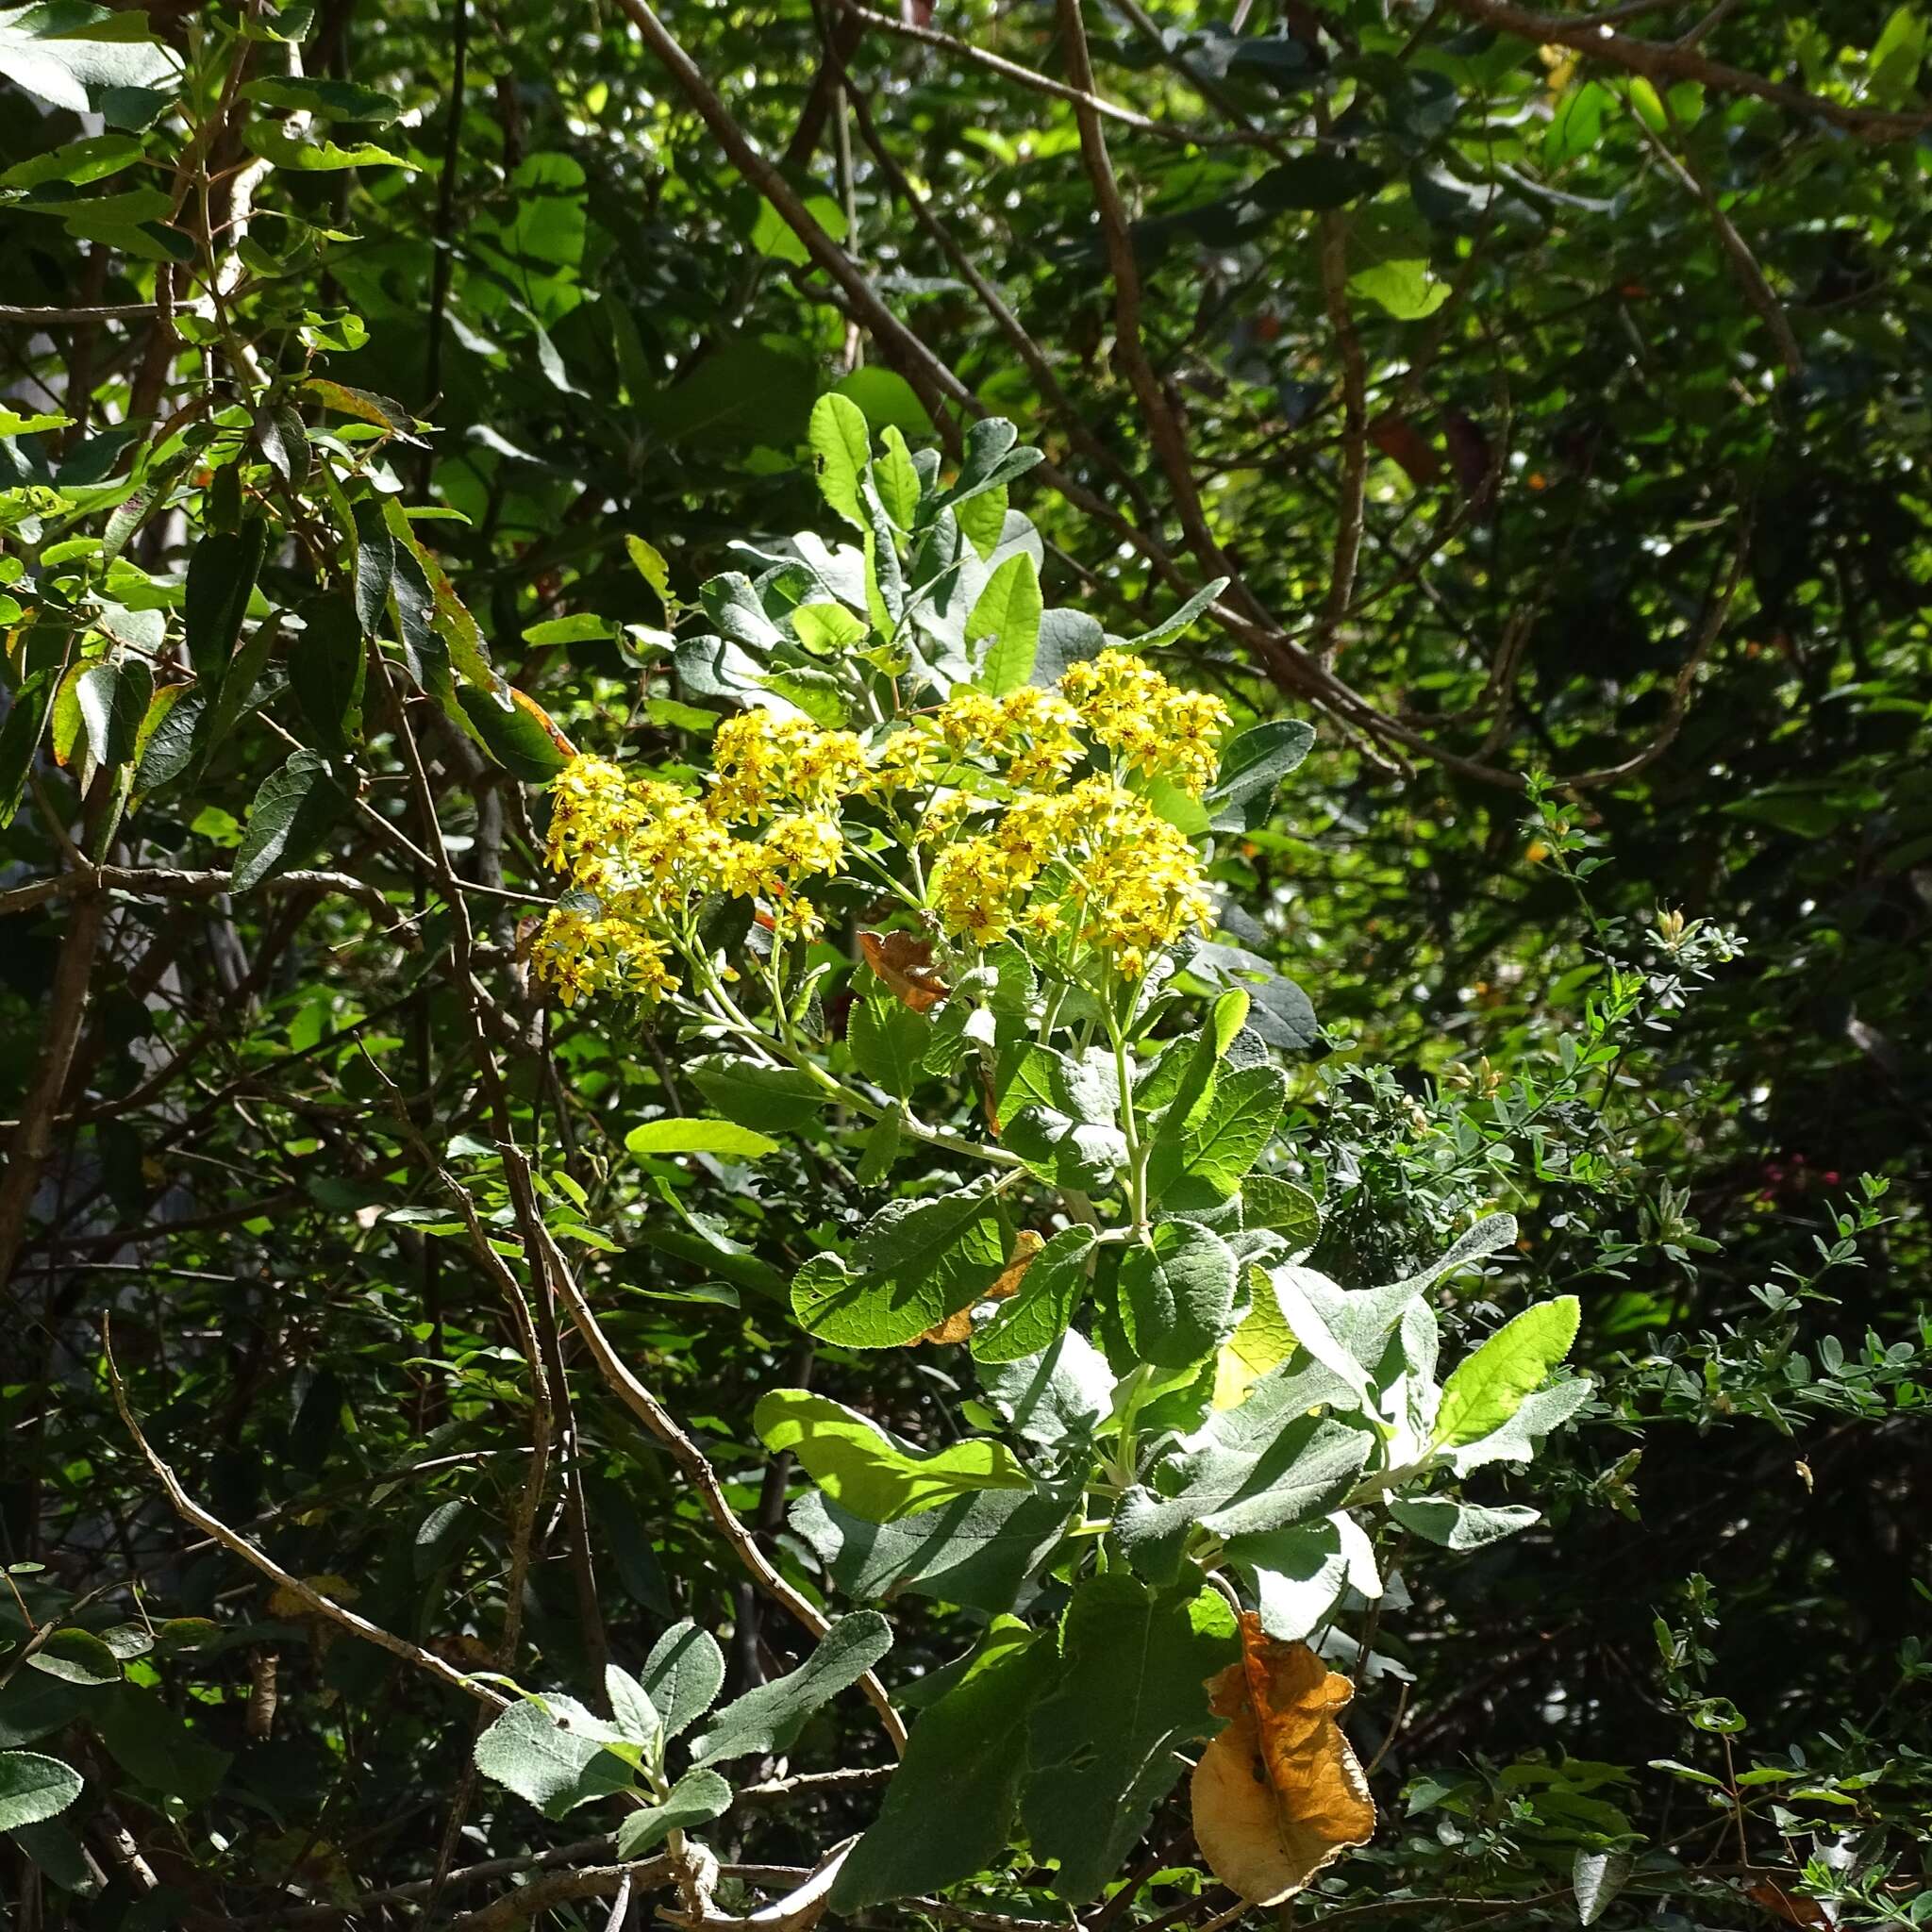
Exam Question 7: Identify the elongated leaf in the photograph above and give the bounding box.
[289,594,366,758]
[183,521,266,685]
[968,551,1042,694]
[1574,1848,1634,1926]
[690,1611,892,1765]
[1433,1297,1580,1449]
[687,1054,827,1133]
[1119,575,1230,650]
[625,1117,778,1159]
[1387,1497,1540,1550]
[75,656,150,769]
[809,392,873,529]
[756,1388,1031,1523]
[456,679,575,782]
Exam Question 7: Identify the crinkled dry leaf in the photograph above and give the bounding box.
[1191,1613,1375,1905]
[917,1231,1041,1344]
[859,929,949,1012]
[1745,1879,1830,1928]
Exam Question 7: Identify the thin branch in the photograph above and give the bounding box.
[1636,101,1801,377]
[1314,199,1370,662]
[533,1215,908,1757]
[1443,0,1932,141]
[0,863,420,943]
[103,1321,508,1708]
[832,0,1258,147]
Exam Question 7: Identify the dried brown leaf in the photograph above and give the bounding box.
[914,1231,1041,1345]
[858,929,949,1013]
[1191,1613,1375,1905]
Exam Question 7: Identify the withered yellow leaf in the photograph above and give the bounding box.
[858,929,950,1012]
[1191,1613,1375,1904]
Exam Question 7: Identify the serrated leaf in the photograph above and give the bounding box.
[75,656,150,769]
[183,521,267,686]
[456,680,575,782]
[288,593,365,758]
[1574,1848,1634,1925]
[0,1751,83,1831]
[604,1665,661,1749]
[232,748,341,891]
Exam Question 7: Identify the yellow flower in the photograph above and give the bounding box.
[533,909,677,1005]
[1059,650,1229,795]
[710,709,867,820]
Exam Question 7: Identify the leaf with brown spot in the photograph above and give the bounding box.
[859,929,949,1012]
[1191,1613,1375,1905]
[917,1231,1041,1343]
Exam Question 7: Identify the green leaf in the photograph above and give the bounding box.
[351,500,396,636]
[832,1621,1058,1910]
[0,668,57,823]
[0,1751,83,1831]
[1349,258,1451,319]
[791,1180,1009,1348]
[75,656,150,769]
[967,551,1042,695]
[790,602,868,656]
[1574,1848,1634,1927]
[956,481,1007,560]
[687,1055,828,1133]
[689,1611,892,1765]
[834,365,933,440]
[1433,1296,1581,1449]
[241,75,400,121]
[1544,81,1609,170]
[613,1768,732,1857]
[874,425,922,531]
[846,993,929,1102]
[788,1480,1079,1612]
[1118,575,1230,650]
[625,1117,779,1160]
[288,594,366,758]
[455,679,575,782]
[755,1388,1031,1523]
[521,613,611,646]
[94,1685,229,1806]
[1117,1397,1369,1547]
[135,686,205,791]
[25,1627,122,1687]
[604,1664,661,1749]
[971,1226,1096,1362]
[1021,1575,1237,1904]
[641,1621,725,1740]
[1146,1064,1286,1210]
[1242,1174,1321,1248]
[183,521,267,686]
[242,125,415,170]
[2,132,142,188]
[1206,718,1316,830]
[1441,1379,1591,1476]
[1120,1219,1239,1370]
[232,748,341,891]
[808,391,873,530]
[626,533,672,606]
[473,1698,632,1820]
[1871,5,1927,102]
[977,1327,1113,1451]
[1387,1497,1540,1549]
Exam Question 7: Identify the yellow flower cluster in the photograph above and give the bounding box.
[710,710,866,821]
[1059,650,1229,795]
[928,776,1215,977]
[535,650,1228,1003]
[535,746,844,1003]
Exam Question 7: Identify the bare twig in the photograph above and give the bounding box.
[104,1321,508,1708]
[534,1218,908,1757]
[0,863,418,942]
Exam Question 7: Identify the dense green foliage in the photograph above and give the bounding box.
[1,0,1928,1927]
